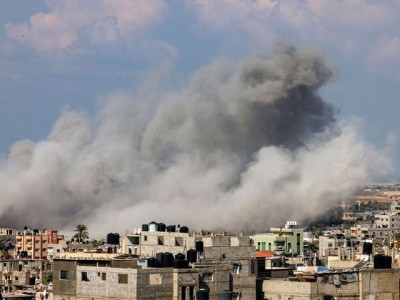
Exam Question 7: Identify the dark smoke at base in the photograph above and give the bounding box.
[0,43,392,235]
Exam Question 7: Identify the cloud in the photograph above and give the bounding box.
[189,0,400,54]
[368,35,400,78]
[0,43,392,236]
[5,0,168,53]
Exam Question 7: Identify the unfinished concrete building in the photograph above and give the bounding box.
[261,268,399,299]
[53,258,243,300]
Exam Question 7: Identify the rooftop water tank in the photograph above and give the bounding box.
[148,222,158,232]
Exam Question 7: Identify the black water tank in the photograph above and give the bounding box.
[187,249,197,263]
[374,255,392,269]
[107,233,120,245]
[158,223,166,232]
[175,253,185,260]
[196,289,209,300]
[156,252,163,264]
[156,252,174,268]
[363,242,372,255]
[167,225,176,232]
[219,290,233,300]
[384,255,392,268]
[173,259,186,269]
[196,241,204,252]
[163,252,174,267]
[147,258,158,268]
[180,226,189,233]
[142,224,149,231]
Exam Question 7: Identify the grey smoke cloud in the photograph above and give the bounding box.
[0,43,392,236]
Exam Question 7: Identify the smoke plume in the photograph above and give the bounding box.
[0,43,392,236]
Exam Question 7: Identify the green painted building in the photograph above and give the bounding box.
[251,221,304,255]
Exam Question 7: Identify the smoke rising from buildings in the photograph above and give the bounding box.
[0,43,392,235]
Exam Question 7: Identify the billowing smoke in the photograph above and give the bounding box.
[0,43,392,236]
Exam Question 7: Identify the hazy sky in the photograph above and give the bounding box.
[1,0,399,161]
[0,1,399,234]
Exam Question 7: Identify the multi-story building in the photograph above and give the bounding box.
[0,228,16,236]
[53,258,236,300]
[15,229,64,260]
[374,212,400,230]
[122,224,194,257]
[251,221,303,255]
[0,259,52,292]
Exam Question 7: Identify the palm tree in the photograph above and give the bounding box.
[73,224,89,243]
[310,226,322,241]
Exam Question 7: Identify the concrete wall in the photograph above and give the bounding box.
[262,269,400,300]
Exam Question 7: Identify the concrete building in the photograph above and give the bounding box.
[122,224,256,299]
[53,258,242,300]
[122,229,193,257]
[0,228,16,236]
[374,212,400,230]
[262,268,399,299]
[0,259,52,293]
[15,229,64,260]
[251,221,303,255]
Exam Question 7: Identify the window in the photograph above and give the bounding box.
[158,236,164,245]
[144,236,147,242]
[60,270,69,280]
[118,274,128,284]
[14,276,18,281]
[101,273,106,281]
[81,272,90,282]
[202,273,213,282]
[175,237,183,246]
[233,264,241,275]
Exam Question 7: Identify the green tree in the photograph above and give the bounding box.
[73,224,89,243]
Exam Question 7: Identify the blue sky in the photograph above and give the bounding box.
[1,0,400,169]
[1,0,400,233]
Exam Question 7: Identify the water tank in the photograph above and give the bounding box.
[158,223,166,232]
[147,258,158,268]
[107,233,120,245]
[219,290,233,300]
[196,289,209,300]
[163,252,174,267]
[167,225,176,232]
[384,255,392,268]
[175,253,185,260]
[156,252,174,268]
[142,224,149,232]
[180,226,189,233]
[173,259,187,269]
[187,249,197,263]
[149,222,158,232]
[196,241,204,252]
[363,242,372,255]
[374,255,392,269]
